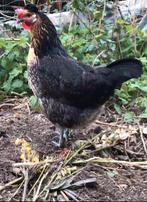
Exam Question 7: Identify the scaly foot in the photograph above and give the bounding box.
[52,128,70,148]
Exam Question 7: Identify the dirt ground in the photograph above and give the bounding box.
[0,96,147,201]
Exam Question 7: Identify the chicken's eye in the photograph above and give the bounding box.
[26,13,32,17]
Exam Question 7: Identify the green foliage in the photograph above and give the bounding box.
[123,111,135,123]
[0,0,146,120]
[29,95,40,112]
[0,36,29,94]
[60,3,147,119]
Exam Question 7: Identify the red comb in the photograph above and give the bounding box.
[15,8,25,18]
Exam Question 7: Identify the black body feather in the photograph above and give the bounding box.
[25,4,143,129]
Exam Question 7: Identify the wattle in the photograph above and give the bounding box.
[21,22,32,30]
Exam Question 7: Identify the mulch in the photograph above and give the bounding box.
[0,96,147,201]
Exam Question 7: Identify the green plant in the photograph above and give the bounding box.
[61,12,147,119]
[0,35,30,94]
[0,0,146,119]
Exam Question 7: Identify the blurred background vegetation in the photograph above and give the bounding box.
[0,0,147,122]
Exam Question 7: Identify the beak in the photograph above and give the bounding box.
[17,17,25,24]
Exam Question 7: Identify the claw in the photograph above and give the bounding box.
[52,135,65,148]
[52,141,62,148]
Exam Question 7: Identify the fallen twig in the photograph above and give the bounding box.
[28,164,47,196]
[61,190,70,201]
[138,123,147,156]
[95,120,129,129]
[12,160,55,168]
[0,177,23,192]
[33,167,51,201]
[22,168,29,201]
[8,180,24,201]
[0,103,15,108]
[38,162,64,199]
[63,189,79,201]
[73,157,147,168]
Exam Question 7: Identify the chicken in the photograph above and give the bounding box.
[16,4,143,147]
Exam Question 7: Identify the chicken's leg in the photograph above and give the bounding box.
[52,128,70,148]
[63,128,70,141]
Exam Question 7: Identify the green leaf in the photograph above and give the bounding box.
[114,104,122,114]
[139,113,147,119]
[29,95,40,112]
[29,95,37,107]
[12,79,23,89]
[2,79,12,92]
[123,112,135,123]
[9,68,23,80]
[24,71,28,79]
[139,86,147,93]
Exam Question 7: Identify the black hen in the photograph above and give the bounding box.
[16,4,143,147]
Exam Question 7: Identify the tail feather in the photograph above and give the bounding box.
[107,58,143,87]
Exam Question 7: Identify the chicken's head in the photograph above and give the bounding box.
[15,4,38,30]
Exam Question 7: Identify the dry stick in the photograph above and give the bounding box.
[28,164,48,196]
[44,166,84,201]
[0,52,7,59]
[13,160,55,167]
[83,142,118,156]
[8,179,25,201]
[22,168,29,202]
[95,120,129,129]
[65,131,111,165]
[23,0,27,5]
[0,177,23,192]
[139,40,146,54]
[61,190,70,201]
[0,0,20,7]
[11,92,24,97]
[44,189,50,201]
[64,143,89,166]
[113,0,123,58]
[0,103,15,108]
[117,5,125,21]
[26,99,31,115]
[131,0,137,55]
[73,157,147,167]
[33,168,51,201]
[0,10,15,19]
[4,97,21,102]
[63,189,80,202]
[138,123,147,155]
[72,9,105,52]
[98,0,106,30]
[68,11,75,31]
[125,148,144,156]
[46,162,64,186]
[92,50,106,67]
[38,162,64,199]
